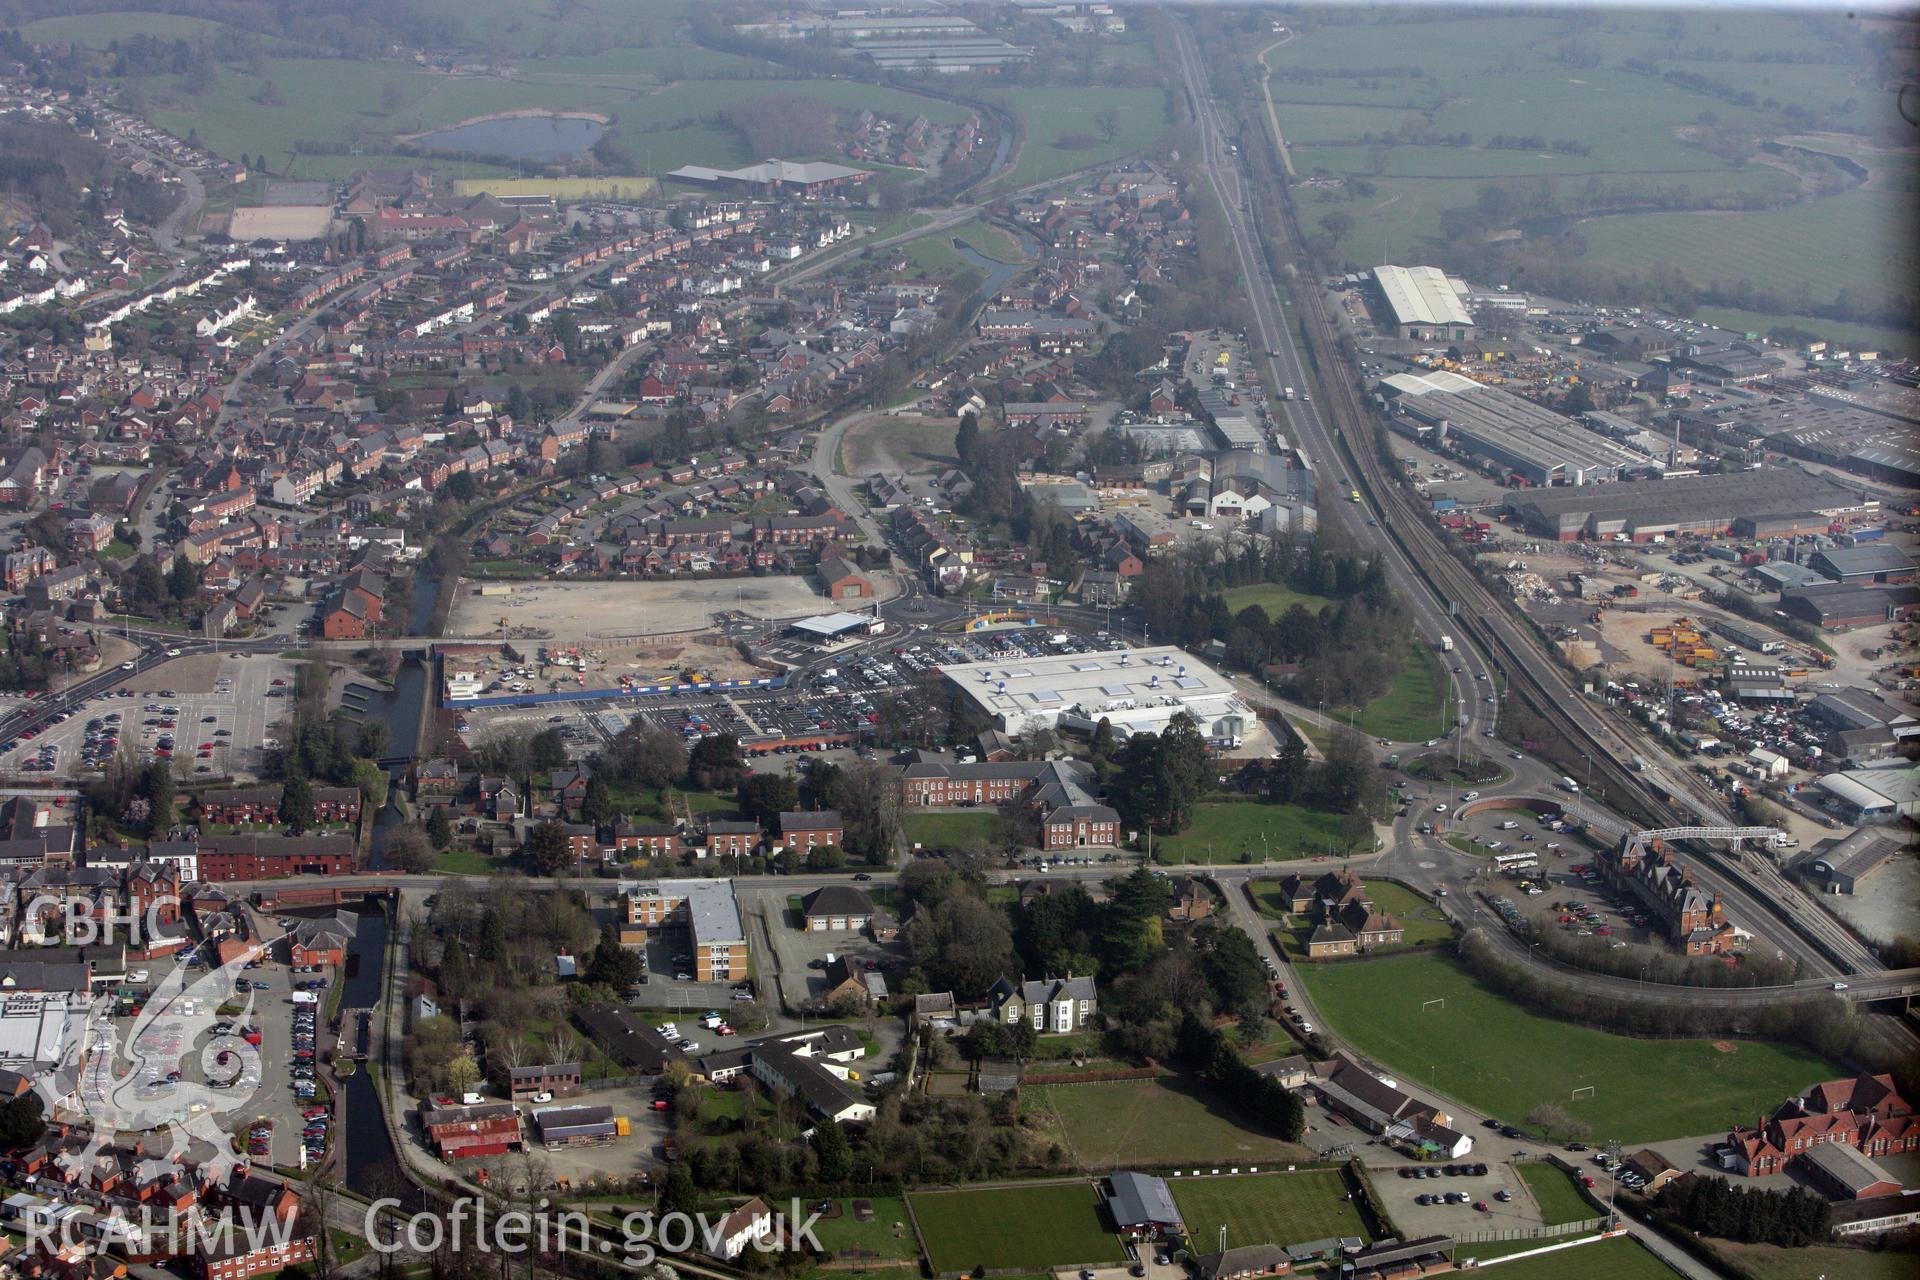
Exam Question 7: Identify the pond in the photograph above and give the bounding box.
[415,115,603,161]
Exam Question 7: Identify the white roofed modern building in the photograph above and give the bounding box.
[665,159,874,197]
[789,610,885,645]
[1370,264,1476,341]
[938,646,1248,747]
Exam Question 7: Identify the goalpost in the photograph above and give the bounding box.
[1421,998,1446,1013]
[1571,1085,1597,1103]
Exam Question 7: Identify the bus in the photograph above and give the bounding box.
[1493,852,1539,873]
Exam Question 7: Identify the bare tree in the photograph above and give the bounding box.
[301,1175,338,1280]
[542,1024,582,1066]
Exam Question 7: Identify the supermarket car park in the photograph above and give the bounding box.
[451,629,1119,756]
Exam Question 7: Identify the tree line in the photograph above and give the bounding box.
[1173,1010,1305,1141]
[1457,930,1862,1060]
[1658,1175,1832,1247]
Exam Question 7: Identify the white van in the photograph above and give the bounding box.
[290,991,318,1005]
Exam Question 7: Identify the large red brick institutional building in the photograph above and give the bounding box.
[1723,1073,1917,1177]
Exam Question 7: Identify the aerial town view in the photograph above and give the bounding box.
[0,2,1915,1279]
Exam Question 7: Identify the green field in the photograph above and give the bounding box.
[1169,1172,1371,1251]
[1709,1240,1920,1280]
[1347,639,1449,743]
[1516,1163,1598,1227]
[132,51,967,181]
[901,809,997,853]
[1689,306,1920,361]
[1220,583,1336,619]
[1453,1236,1679,1280]
[1150,801,1351,864]
[22,10,243,45]
[1262,8,1913,333]
[809,1197,921,1263]
[908,1183,1126,1274]
[984,87,1171,191]
[1295,952,1841,1143]
[1035,1078,1310,1166]
[1247,881,1297,918]
[1574,191,1912,325]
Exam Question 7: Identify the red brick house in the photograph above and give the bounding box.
[197,785,360,827]
[289,912,355,968]
[548,767,592,810]
[778,810,843,855]
[194,1173,314,1280]
[612,819,680,857]
[508,1062,583,1101]
[320,591,370,639]
[704,818,760,858]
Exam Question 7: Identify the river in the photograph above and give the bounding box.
[950,234,1033,300]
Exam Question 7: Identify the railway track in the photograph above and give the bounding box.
[1170,19,1884,981]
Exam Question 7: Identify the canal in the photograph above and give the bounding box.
[337,906,419,1201]
[342,652,433,874]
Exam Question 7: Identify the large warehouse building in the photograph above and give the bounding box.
[1503,470,1873,542]
[938,646,1248,746]
[1379,370,1649,485]
[665,159,873,197]
[1370,264,1476,341]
